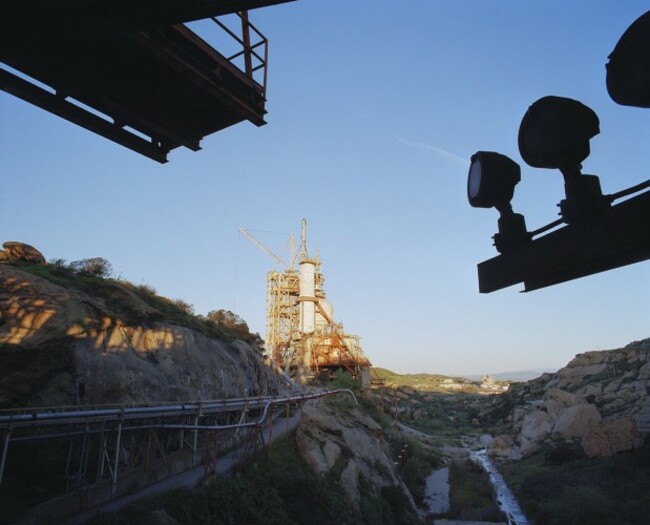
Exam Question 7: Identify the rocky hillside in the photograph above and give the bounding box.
[0,257,288,408]
[485,338,650,459]
[296,397,419,517]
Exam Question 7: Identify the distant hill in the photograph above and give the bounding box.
[375,367,556,385]
[465,368,559,382]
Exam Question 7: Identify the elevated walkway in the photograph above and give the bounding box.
[1,1,294,162]
[0,389,356,523]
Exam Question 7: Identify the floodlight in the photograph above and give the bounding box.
[518,96,609,223]
[518,96,600,171]
[468,151,521,212]
[607,11,650,108]
[468,151,530,253]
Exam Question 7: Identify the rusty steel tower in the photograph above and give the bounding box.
[240,219,371,385]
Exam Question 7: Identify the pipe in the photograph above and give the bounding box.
[0,390,357,438]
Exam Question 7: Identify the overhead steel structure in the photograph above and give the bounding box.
[241,220,373,385]
[1,0,295,162]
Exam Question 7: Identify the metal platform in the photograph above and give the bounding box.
[1,1,294,162]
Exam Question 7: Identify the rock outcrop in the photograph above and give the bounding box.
[295,398,418,516]
[1,241,46,264]
[582,417,640,458]
[0,264,287,408]
[488,339,650,459]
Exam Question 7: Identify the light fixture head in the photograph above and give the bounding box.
[467,151,521,212]
[518,96,600,171]
[607,11,650,108]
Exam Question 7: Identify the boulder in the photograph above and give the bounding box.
[544,389,586,420]
[146,509,181,525]
[487,434,515,458]
[2,241,45,264]
[520,410,553,443]
[582,418,639,458]
[295,401,418,516]
[638,361,650,380]
[552,404,602,440]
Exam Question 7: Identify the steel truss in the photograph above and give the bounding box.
[0,390,356,519]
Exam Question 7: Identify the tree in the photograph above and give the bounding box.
[68,257,113,278]
[207,309,251,338]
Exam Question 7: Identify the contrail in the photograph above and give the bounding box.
[397,137,468,167]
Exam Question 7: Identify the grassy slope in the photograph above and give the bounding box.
[502,439,650,525]
[13,261,253,342]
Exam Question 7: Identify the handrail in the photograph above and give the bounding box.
[0,390,357,430]
[207,11,269,99]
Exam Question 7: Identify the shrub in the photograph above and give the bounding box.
[69,257,113,278]
[330,369,361,390]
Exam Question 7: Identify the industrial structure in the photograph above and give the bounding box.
[240,220,373,385]
[1,0,295,162]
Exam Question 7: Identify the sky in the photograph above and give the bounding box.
[1,1,648,376]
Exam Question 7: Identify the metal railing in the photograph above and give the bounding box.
[208,11,269,99]
[0,389,357,493]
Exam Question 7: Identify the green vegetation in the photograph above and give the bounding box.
[373,368,453,392]
[14,259,260,344]
[89,437,351,525]
[502,439,650,525]
[447,460,502,522]
[399,438,442,504]
[87,433,423,525]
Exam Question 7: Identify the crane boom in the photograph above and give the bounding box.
[239,227,289,268]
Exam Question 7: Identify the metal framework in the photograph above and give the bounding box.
[0,390,356,521]
[241,221,373,384]
[477,189,650,292]
[1,1,295,162]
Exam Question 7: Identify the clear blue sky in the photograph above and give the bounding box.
[2,1,648,376]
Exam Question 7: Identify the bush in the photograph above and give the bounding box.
[69,257,113,278]
[330,369,361,390]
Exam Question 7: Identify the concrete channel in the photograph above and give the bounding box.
[471,450,530,525]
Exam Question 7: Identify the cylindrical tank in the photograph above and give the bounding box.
[299,259,316,334]
[315,298,333,330]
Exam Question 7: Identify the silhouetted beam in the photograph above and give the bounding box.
[1,0,295,35]
[477,190,650,293]
[0,68,170,163]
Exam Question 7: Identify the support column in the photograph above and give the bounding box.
[110,421,123,499]
[0,428,10,489]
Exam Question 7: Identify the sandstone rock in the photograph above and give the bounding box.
[579,382,604,398]
[552,404,602,440]
[601,398,626,416]
[638,361,650,380]
[339,459,361,509]
[2,241,45,264]
[295,401,418,516]
[0,265,286,407]
[487,434,514,457]
[147,509,181,525]
[519,438,540,457]
[634,396,650,432]
[544,389,586,420]
[0,250,10,263]
[567,351,605,367]
[603,380,622,394]
[520,410,553,443]
[582,418,639,458]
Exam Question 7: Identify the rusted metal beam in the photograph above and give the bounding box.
[0,68,170,163]
[1,1,296,35]
[477,190,650,292]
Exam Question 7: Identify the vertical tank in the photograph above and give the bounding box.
[299,259,316,333]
